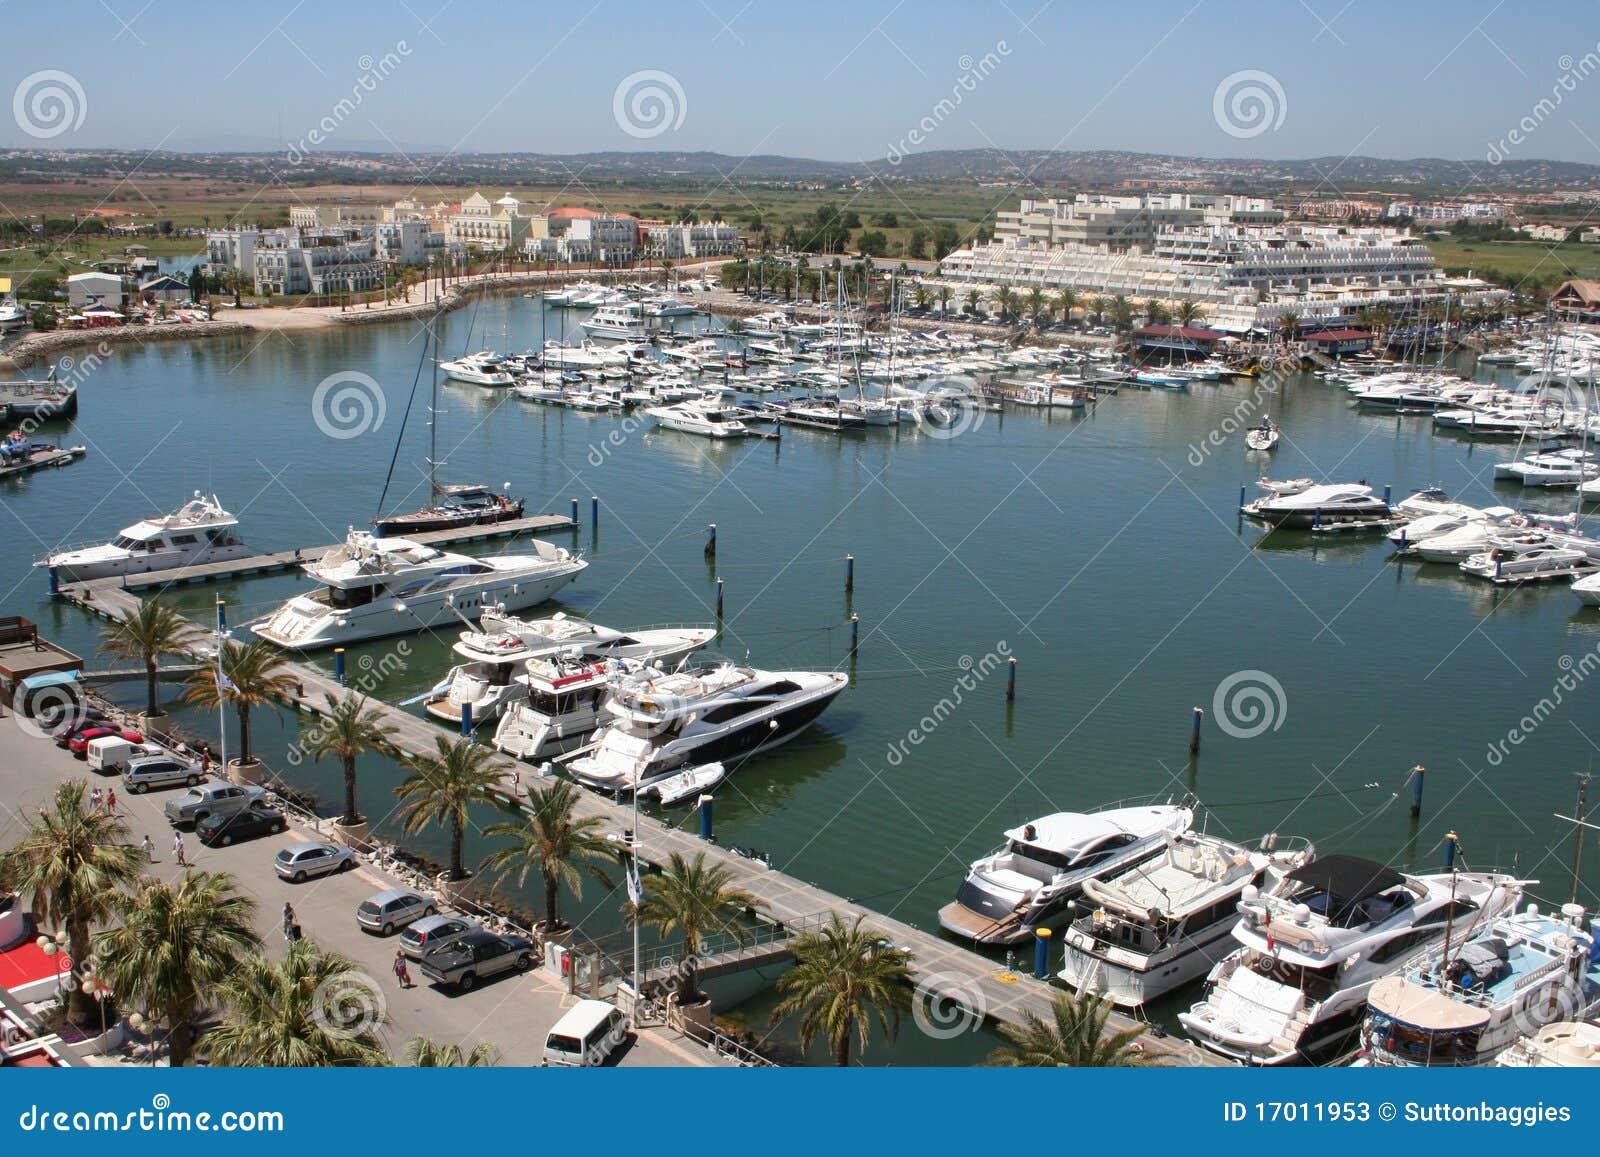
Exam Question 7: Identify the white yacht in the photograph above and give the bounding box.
[539,340,631,370]
[1058,832,1314,1008]
[439,352,515,387]
[37,493,253,582]
[1241,483,1393,529]
[1496,1020,1600,1067]
[1178,855,1524,1065]
[646,401,754,439]
[1359,903,1600,1067]
[581,302,655,341]
[0,297,26,331]
[493,653,659,761]
[1412,512,1576,563]
[1460,533,1596,582]
[250,530,586,650]
[422,611,715,726]
[937,804,1195,946]
[567,662,849,794]
[1572,571,1600,606]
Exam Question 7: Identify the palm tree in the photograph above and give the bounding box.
[181,639,297,766]
[1279,311,1301,341]
[96,871,260,1065]
[986,990,1161,1067]
[1088,295,1111,327]
[634,851,764,1004]
[405,1035,500,1066]
[964,288,982,316]
[1109,295,1134,330]
[937,285,952,314]
[481,779,615,932]
[1144,299,1171,327]
[1025,286,1045,325]
[1176,300,1206,327]
[994,286,1017,320]
[303,693,396,827]
[769,912,912,1067]
[394,736,503,881]
[1,781,144,1025]
[1053,288,1079,326]
[99,598,192,719]
[206,940,390,1066]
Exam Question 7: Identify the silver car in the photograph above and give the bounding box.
[398,914,481,959]
[356,889,435,936]
[274,841,356,883]
[164,781,267,827]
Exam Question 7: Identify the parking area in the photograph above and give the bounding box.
[0,723,720,1067]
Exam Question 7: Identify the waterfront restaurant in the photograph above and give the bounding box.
[1302,328,1374,356]
[1133,324,1225,355]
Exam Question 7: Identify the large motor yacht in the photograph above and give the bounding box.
[1241,483,1394,529]
[250,530,585,649]
[646,401,755,439]
[439,352,515,387]
[937,804,1195,945]
[492,653,657,762]
[1057,831,1314,1008]
[1358,902,1600,1067]
[422,611,715,726]
[37,493,253,582]
[566,662,849,793]
[581,302,655,340]
[1178,855,1524,1065]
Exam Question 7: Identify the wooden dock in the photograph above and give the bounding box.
[54,580,1220,1064]
[0,445,86,480]
[70,514,577,593]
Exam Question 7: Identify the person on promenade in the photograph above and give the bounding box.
[173,832,188,867]
[393,951,413,989]
[104,786,116,813]
[90,787,103,812]
[141,834,155,862]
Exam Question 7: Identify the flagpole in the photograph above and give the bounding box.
[630,781,641,1025]
[214,598,228,773]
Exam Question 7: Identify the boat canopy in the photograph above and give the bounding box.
[1366,976,1491,1033]
[1285,854,1404,903]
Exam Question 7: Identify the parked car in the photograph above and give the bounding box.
[163,781,267,826]
[274,841,356,882]
[195,800,287,847]
[356,889,435,936]
[122,755,206,794]
[88,736,164,774]
[543,999,628,1067]
[65,725,142,757]
[417,930,537,990]
[398,915,481,960]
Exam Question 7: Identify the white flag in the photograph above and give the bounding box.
[625,856,642,906]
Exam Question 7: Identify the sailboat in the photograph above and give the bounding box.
[1245,416,1280,452]
[373,310,527,535]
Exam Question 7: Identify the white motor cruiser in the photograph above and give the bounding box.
[37,493,253,582]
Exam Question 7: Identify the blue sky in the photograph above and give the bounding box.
[2,0,1598,165]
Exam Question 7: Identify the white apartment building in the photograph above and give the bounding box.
[374,219,429,266]
[641,221,743,259]
[289,204,384,229]
[205,229,259,275]
[253,236,381,296]
[994,193,1283,251]
[447,192,544,250]
[1385,201,1505,221]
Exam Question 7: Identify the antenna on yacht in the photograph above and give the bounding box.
[1554,773,1594,905]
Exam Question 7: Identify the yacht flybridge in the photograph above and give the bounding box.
[37,493,253,582]
[492,653,657,762]
[422,611,715,725]
[566,662,848,793]
[249,530,585,649]
[937,804,1195,945]
[1057,831,1314,1008]
[1178,855,1524,1065]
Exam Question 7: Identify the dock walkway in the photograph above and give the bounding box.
[67,514,577,593]
[54,580,1219,1064]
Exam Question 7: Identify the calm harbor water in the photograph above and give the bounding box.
[5,296,1597,1062]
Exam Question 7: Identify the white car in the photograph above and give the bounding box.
[274,841,356,883]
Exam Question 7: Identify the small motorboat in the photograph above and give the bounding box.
[651,762,726,806]
[1245,419,1280,452]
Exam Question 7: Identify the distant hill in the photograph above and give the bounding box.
[1,146,1596,193]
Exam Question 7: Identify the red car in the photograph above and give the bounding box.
[65,726,143,758]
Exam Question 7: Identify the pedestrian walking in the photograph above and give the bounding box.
[173,832,187,867]
[393,951,413,989]
[104,786,116,814]
[282,902,297,939]
[89,787,103,812]
[141,834,155,862]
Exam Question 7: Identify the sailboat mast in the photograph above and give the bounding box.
[429,307,440,499]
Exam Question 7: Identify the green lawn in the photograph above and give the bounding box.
[1424,238,1600,289]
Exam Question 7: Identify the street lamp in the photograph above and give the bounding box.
[36,929,69,999]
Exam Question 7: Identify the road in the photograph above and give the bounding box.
[0,722,721,1067]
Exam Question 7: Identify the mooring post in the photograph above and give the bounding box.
[1007,656,1017,701]
[1033,927,1052,980]
[47,567,59,599]
[333,648,346,686]
[1398,527,1407,554]
[1410,764,1426,818]
[570,498,579,527]
[591,495,599,534]
[845,554,854,593]
[460,702,472,738]
[1443,830,1458,869]
[699,794,714,842]
[1313,507,1322,531]
[849,613,859,656]
[704,523,717,560]
[1238,484,1247,511]
[1384,483,1392,505]
[715,578,724,619]
[1190,706,1204,754]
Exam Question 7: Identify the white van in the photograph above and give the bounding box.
[542,999,627,1067]
[87,736,162,774]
